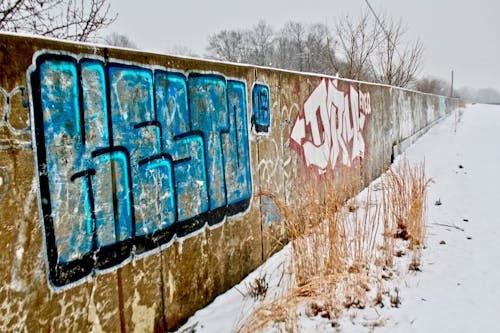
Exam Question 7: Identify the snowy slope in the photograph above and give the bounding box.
[376,103,500,333]
[177,104,500,332]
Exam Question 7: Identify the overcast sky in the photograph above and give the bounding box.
[102,0,500,91]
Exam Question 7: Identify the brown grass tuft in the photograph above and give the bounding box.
[381,159,430,251]
[245,274,269,300]
[235,158,430,332]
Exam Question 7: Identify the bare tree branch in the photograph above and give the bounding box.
[206,19,339,75]
[0,0,116,42]
[206,29,251,63]
[372,17,424,87]
[413,76,450,95]
[204,15,421,87]
[335,11,381,81]
[249,20,274,66]
[104,32,137,49]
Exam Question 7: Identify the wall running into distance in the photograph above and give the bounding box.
[0,33,459,332]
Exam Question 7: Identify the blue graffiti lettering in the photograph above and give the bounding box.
[251,84,270,133]
[30,53,253,287]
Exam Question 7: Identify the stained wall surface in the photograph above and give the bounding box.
[0,33,459,332]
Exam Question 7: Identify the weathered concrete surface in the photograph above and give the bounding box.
[0,33,459,332]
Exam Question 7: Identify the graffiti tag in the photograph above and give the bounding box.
[290,78,371,173]
[30,53,254,287]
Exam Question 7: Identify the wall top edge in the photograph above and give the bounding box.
[0,31,459,100]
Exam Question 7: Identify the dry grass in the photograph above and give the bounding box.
[234,293,300,333]
[245,274,269,300]
[278,168,380,286]
[382,159,430,251]
[259,170,356,284]
[235,158,430,332]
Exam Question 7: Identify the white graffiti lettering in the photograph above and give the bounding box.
[290,78,371,173]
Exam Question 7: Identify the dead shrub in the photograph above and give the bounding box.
[235,159,429,332]
[382,159,430,251]
[390,287,401,308]
[245,274,269,300]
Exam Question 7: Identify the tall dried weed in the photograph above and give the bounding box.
[382,159,430,251]
[235,159,429,332]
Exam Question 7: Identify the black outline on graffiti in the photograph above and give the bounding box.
[30,52,253,288]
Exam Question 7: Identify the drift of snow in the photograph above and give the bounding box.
[177,104,500,332]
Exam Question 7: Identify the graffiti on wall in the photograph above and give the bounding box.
[0,86,31,149]
[290,78,371,174]
[0,85,32,202]
[29,52,256,287]
[251,84,270,133]
[0,167,7,201]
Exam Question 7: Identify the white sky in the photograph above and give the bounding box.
[102,0,500,90]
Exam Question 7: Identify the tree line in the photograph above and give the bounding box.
[206,13,424,88]
[0,2,425,89]
[4,1,499,101]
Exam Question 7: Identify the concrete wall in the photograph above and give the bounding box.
[0,33,459,331]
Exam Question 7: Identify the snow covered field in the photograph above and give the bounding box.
[177,104,500,332]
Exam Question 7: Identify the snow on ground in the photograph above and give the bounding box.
[177,104,500,332]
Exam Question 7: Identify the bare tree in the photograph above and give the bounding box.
[104,32,137,49]
[273,26,292,70]
[204,19,340,76]
[167,44,199,58]
[372,18,424,87]
[304,23,338,74]
[272,21,338,74]
[413,76,450,95]
[0,0,116,42]
[334,11,423,87]
[280,21,307,71]
[206,21,275,66]
[206,29,251,63]
[473,87,500,104]
[248,20,274,66]
[335,12,381,81]
[458,86,500,104]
